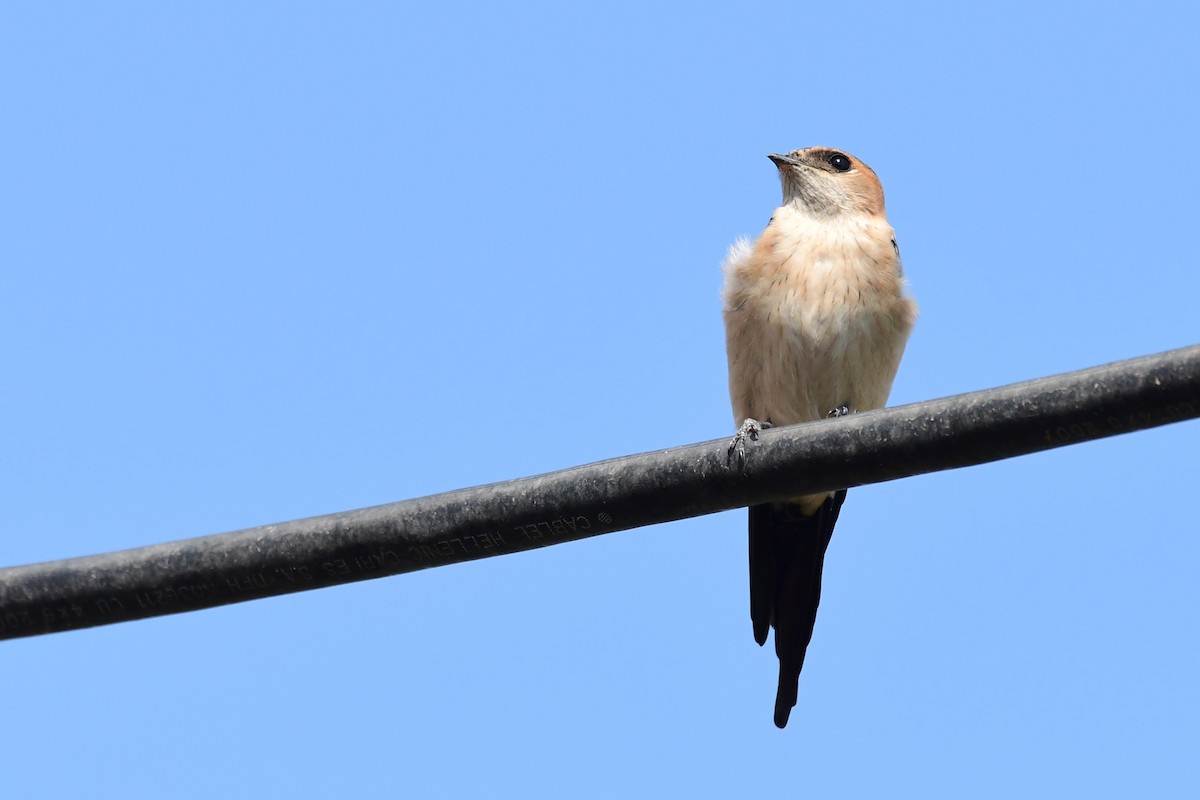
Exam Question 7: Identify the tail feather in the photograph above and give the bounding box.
[749,490,847,728]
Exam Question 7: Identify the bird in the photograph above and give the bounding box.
[722,147,918,728]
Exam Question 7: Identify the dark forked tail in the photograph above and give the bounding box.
[749,490,848,728]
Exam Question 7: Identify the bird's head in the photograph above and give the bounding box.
[768,147,886,218]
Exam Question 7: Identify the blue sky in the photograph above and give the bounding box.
[2,2,1198,797]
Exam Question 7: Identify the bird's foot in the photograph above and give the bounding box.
[727,418,772,467]
[826,405,853,418]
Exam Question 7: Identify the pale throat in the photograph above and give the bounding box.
[768,204,892,275]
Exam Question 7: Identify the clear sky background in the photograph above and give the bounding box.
[2,3,1198,797]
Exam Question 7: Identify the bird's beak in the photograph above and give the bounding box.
[768,153,803,169]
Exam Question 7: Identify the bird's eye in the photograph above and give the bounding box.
[828,153,852,172]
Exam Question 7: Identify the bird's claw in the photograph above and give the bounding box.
[826,405,852,418]
[727,418,771,467]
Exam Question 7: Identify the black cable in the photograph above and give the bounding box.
[1,345,1197,640]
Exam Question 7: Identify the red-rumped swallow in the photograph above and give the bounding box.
[722,147,918,727]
